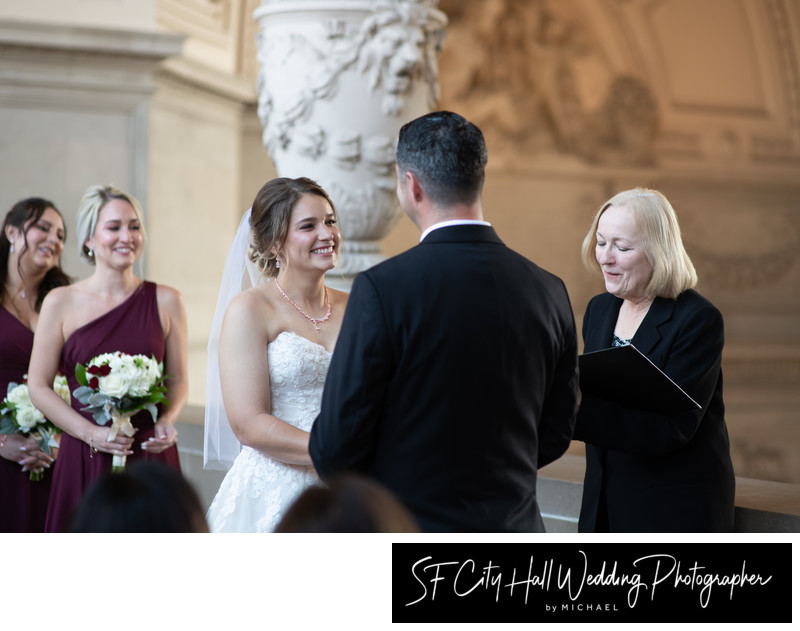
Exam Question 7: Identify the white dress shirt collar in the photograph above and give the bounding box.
[419,219,491,243]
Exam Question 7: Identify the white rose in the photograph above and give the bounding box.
[54,376,70,405]
[89,353,115,370]
[129,356,159,398]
[107,353,127,373]
[16,401,44,430]
[147,358,162,383]
[128,370,151,398]
[98,373,128,398]
[6,383,30,407]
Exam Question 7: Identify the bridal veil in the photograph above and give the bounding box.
[204,208,262,470]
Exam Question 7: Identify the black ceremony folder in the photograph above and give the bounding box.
[579,344,701,413]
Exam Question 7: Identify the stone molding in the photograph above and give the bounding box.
[0,18,184,59]
[0,18,184,110]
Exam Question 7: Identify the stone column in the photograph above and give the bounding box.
[0,17,184,279]
[253,0,447,288]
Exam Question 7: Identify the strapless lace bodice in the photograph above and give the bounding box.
[206,331,331,532]
[268,331,331,431]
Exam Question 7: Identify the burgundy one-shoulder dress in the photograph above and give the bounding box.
[0,307,53,532]
[45,281,180,532]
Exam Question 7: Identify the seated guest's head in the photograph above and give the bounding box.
[70,461,209,533]
[274,474,419,533]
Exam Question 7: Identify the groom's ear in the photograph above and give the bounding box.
[408,172,426,204]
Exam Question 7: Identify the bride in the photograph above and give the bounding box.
[204,177,348,532]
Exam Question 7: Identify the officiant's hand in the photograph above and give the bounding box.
[141,421,177,453]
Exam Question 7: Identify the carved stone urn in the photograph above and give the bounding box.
[254,0,447,288]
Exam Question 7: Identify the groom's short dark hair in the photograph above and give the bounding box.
[396,111,487,208]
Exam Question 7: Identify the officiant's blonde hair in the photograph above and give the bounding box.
[76,184,147,265]
[581,187,697,300]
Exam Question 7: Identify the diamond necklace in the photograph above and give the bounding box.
[274,277,332,332]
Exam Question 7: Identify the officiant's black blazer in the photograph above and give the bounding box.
[573,290,736,532]
[310,225,579,532]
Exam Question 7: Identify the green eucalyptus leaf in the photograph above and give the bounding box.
[88,393,112,407]
[72,386,94,402]
[92,411,111,425]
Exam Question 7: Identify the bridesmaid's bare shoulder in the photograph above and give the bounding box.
[154,282,185,311]
[40,279,90,312]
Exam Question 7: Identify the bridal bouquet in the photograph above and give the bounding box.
[0,375,70,480]
[74,352,169,472]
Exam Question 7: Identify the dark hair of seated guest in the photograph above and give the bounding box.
[274,474,419,533]
[69,461,209,533]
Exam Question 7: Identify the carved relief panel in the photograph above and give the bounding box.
[157,0,262,80]
[437,0,659,166]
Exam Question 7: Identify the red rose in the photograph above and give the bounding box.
[87,365,100,375]
[99,364,111,376]
[89,376,99,389]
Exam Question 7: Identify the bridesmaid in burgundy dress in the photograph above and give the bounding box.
[0,198,71,532]
[28,185,188,532]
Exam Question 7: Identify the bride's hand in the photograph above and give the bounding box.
[141,421,177,453]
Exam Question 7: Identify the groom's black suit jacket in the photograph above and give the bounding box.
[309,225,579,532]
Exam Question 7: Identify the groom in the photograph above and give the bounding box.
[309,111,579,532]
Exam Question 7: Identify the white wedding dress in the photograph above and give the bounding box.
[206,331,331,533]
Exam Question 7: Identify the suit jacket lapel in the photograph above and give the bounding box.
[631,296,676,356]
[585,295,620,351]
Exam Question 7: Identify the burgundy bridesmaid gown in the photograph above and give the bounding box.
[45,281,180,532]
[0,307,53,532]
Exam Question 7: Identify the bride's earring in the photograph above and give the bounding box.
[275,257,280,269]
[9,243,14,253]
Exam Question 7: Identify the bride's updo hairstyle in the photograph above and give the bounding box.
[248,176,337,278]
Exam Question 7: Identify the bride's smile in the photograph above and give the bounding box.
[281,192,340,270]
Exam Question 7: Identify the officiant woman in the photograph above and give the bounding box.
[28,184,188,532]
[573,187,735,532]
[0,198,70,532]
